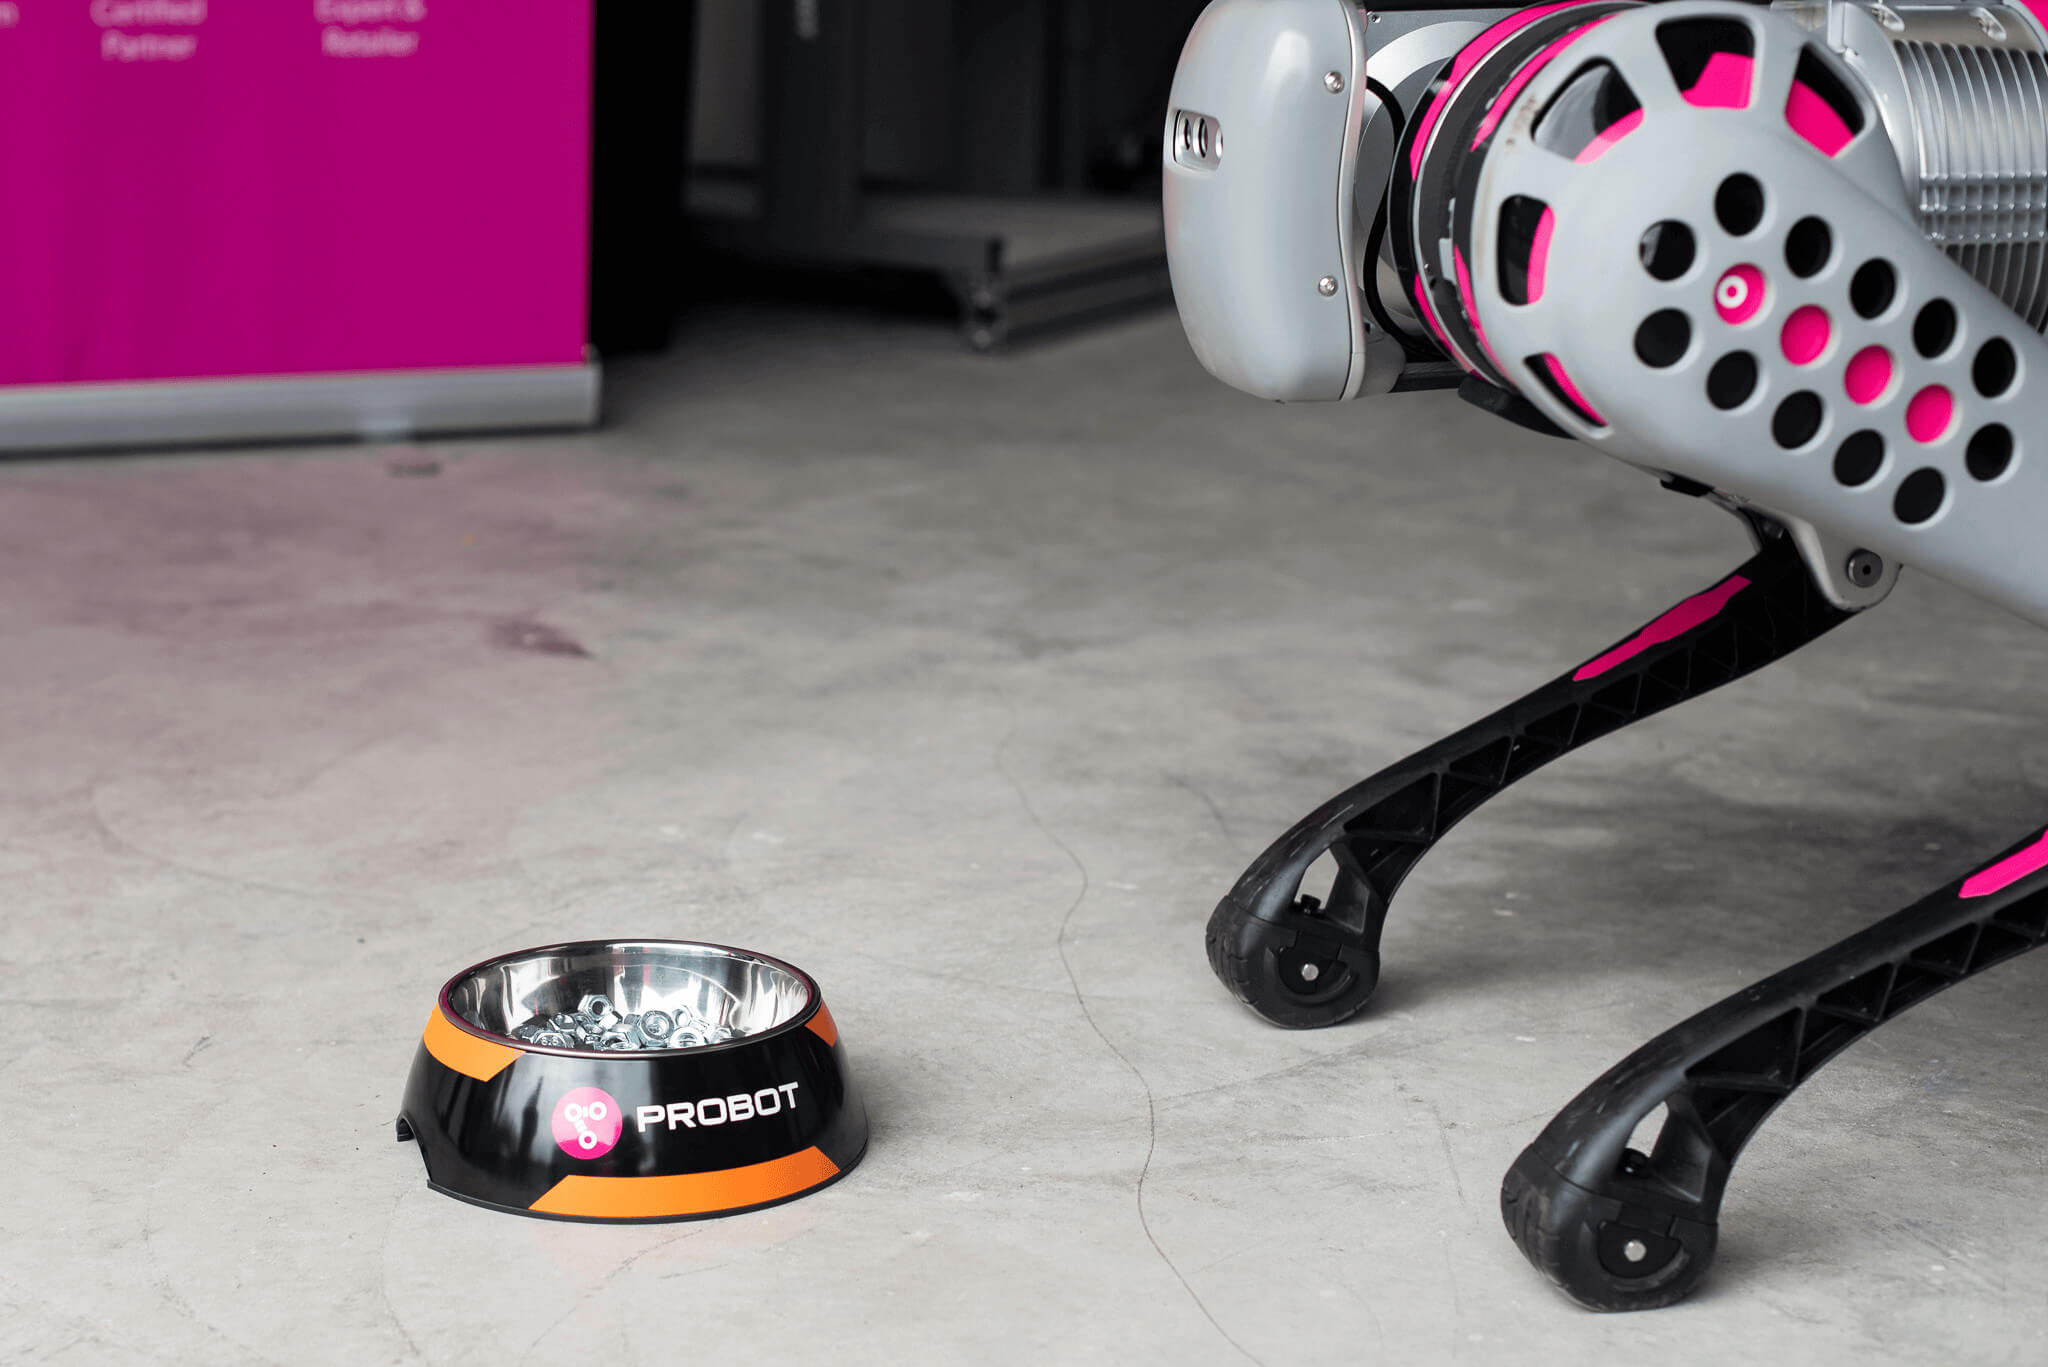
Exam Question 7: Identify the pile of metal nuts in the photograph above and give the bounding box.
[509,994,737,1051]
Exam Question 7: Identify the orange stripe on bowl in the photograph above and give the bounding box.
[423,1006,522,1082]
[529,1146,841,1219]
[805,1001,838,1047]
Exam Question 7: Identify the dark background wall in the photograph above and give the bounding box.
[594,0,1209,354]
[589,0,694,355]
[687,0,1208,194]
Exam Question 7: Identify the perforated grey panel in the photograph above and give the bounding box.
[1464,2,2048,627]
[1895,35,2048,328]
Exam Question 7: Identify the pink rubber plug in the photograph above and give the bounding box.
[1907,385,1957,443]
[1844,346,1894,405]
[1781,306,1831,366]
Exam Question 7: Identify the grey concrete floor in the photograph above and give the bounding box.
[5,305,2047,1366]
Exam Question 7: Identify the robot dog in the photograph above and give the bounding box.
[1164,0,2048,1309]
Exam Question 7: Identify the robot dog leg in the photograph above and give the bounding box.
[1207,518,1852,1028]
[1503,830,2048,1310]
[1166,0,2048,1307]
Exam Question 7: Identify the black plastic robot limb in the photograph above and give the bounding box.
[1207,517,1852,1028]
[1502,825,2048,1310]
[1164,0,2048,1315]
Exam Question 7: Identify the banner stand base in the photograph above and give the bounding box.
[0,362,601,454]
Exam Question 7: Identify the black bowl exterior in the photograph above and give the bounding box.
[398,997,866,1221]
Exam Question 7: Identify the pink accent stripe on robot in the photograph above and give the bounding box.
[2019,0,2048,43]
[1960,831,2048,899]
[1529,207,1556,301]
[1574,107,1644,162]
[1572,576,1750,681]
[1471,17,1619,150]
[1412,278,1471,373]
[1786,80,1855,156]
[1409,0,1591,178]
[1542,354,1606,425]
[1455,247,1509,372]
[1683,52,1754,109]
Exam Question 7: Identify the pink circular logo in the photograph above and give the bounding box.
[551,1086,622,1159]
[1714,265,1767,326]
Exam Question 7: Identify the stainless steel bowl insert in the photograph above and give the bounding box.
[446,941,813,1052]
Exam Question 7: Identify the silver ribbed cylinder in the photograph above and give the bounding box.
[1896,33,2048,328]
[1799,0,2048,330]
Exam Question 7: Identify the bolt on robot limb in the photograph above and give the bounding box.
[1165,0,2048,1309]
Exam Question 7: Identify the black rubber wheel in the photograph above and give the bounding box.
[1500,1147,1718,1311]
[1204,896,1380,1029]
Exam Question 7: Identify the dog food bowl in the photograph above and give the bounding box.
[396,940,867,1221]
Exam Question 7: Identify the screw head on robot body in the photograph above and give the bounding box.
[1324,70,1344,93]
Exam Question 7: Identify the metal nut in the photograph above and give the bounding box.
[489,999,745,1051]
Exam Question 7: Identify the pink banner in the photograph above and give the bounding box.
[0,1,592,386]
